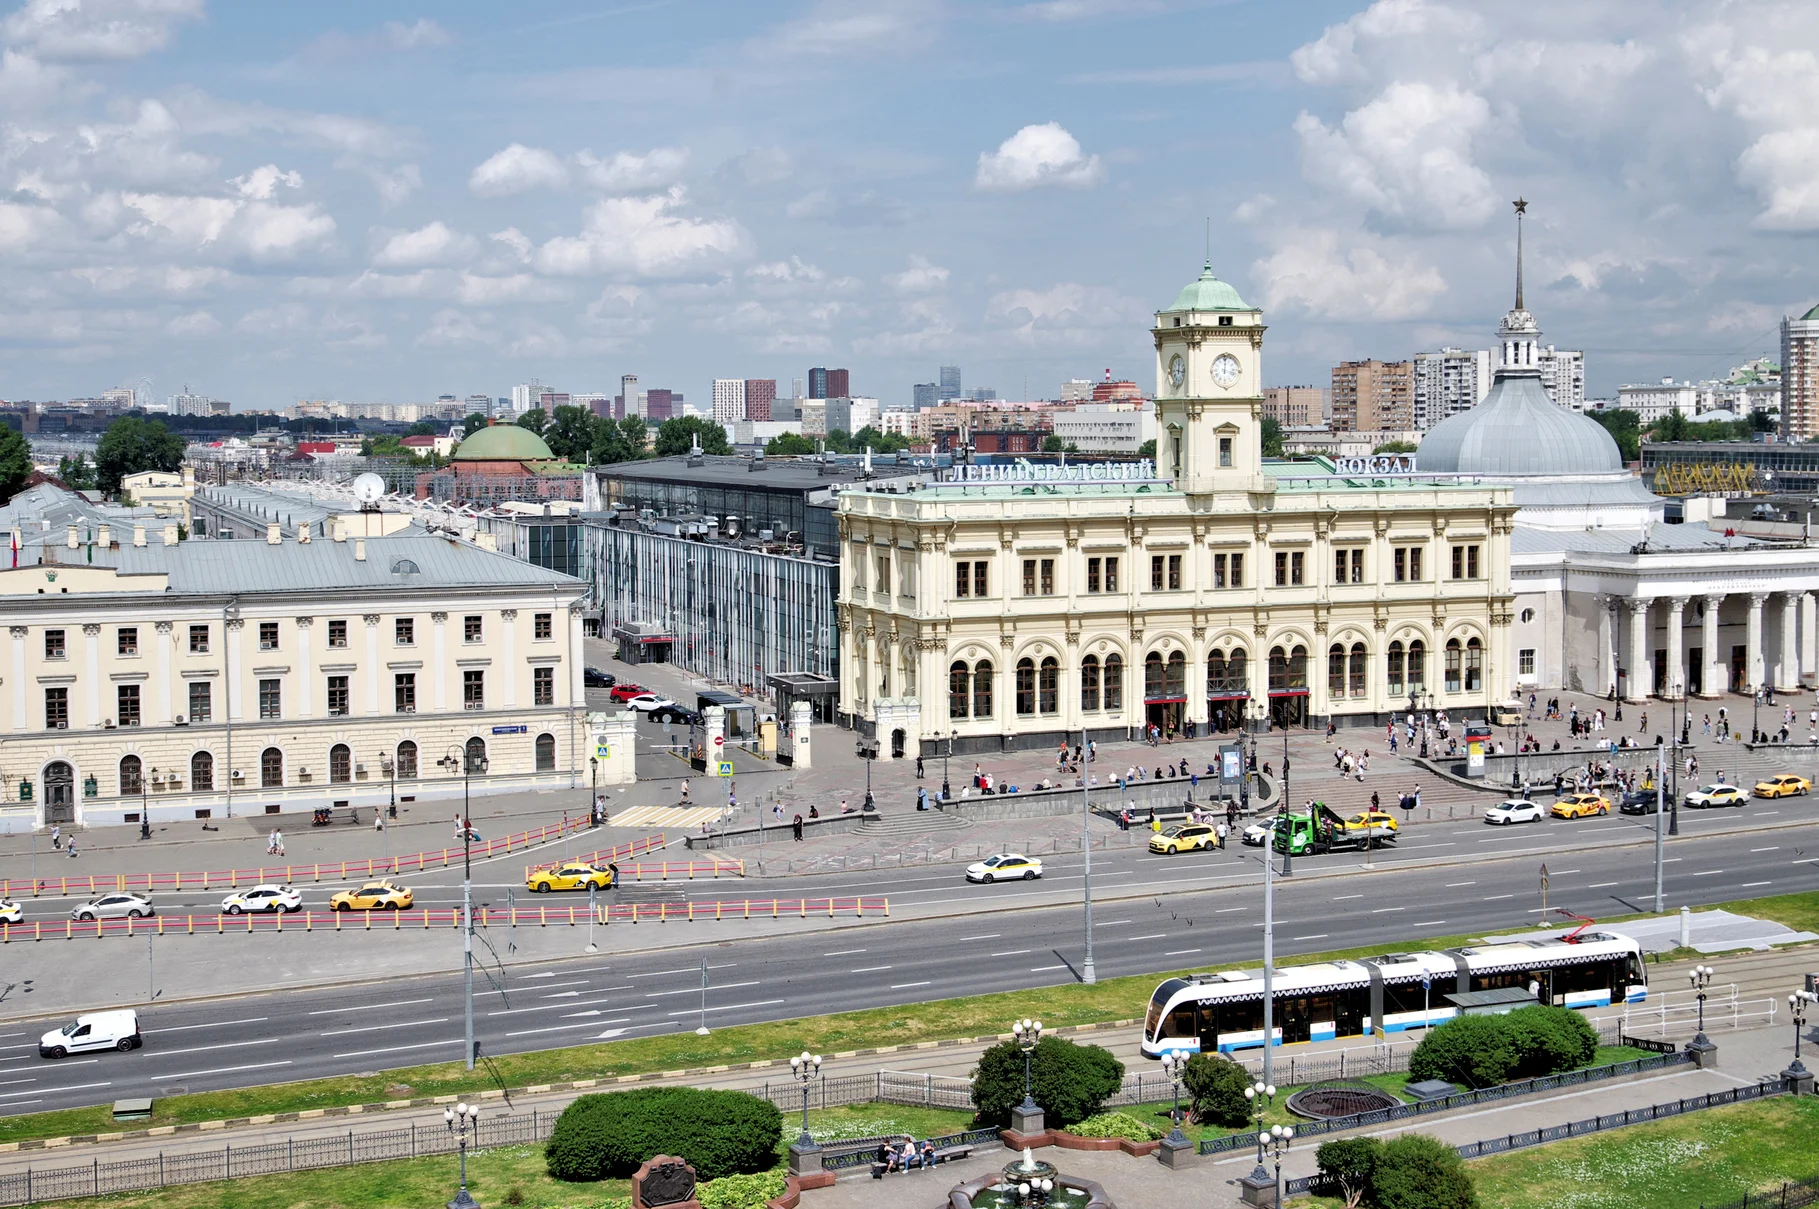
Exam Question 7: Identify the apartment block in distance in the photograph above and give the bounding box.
[744,379,777,422]
[808,367,850,400]
[712,379,746,424]
[1783,303,1819,442]
[1331,360,1414,432]
[1262,386,1326,428]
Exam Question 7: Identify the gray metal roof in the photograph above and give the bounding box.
[1419,370,1623,476]
[103,534,584,595]
[597,454,872,492]
[1510,522,1744,556]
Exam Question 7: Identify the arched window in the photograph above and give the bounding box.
[1349,643,1368,698]
[900,649,915,698]
[1227,649,1246,690]
[396,740,418,779]
[1081,655,1101,712]
[949,661,970,719]
[1038,656,1059,715]
[1328,644,1346,698]
[1408,640,1427,690]
[1288,646,1308,690]
[1387,641,1405,695]
[1145,652,1166,700]
[1165,651,1186,698]
[329,743,352,784]
[1465,637,1483,692]
[535,732,556,771]
[1015,657,1037,716]
[1445,639,1463,693]
[1208,651,1228,695]
[260,747,283,788]
[1103,653,1124,713]
[190,750,213,792]
[1268,646,1288,693]
[972,661,994,718]
[464,736,488,773]
[119,754,143,796]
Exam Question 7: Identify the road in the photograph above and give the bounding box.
[4,804,1817,1116]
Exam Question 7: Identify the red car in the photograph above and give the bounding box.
[608,683,647,703]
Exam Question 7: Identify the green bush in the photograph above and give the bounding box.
[1504,1006,1598,1079]
[970,1036,1125,1129]
[545,1087,783,1183]
[1370,1133,1478,1209]
[1315,1137,1380,1209]
[1179,1052,1253,1126]
[696,1169,787,1209]
[1065,1111,1163,1141]
[1409,1007,1600,1089]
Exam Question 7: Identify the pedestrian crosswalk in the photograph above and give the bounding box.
[609,804,724,831]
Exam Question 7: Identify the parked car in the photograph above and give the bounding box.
[220,884,302,914]
[608,683,648,703]
[0,899,21,925]
[584,667,617,689]
[1549,793,1612,820]
[526,862,614,893]
[329,881,413,910]
[40,1009,140,1059]
[1685,784,1747,809]
[650,704,701,725]
[1617,791,1664,815]
[1752,773,1811,799]
[1241,816,1279,846]
[71,892,154,921]
[964,854,1043,883]
[1149,823,1218,854]
[625,694,672,712]
[1485,799,1547,825]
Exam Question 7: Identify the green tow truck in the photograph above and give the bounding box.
[1269,801,1399,856]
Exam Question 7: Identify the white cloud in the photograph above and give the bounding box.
[1695,20,1819,230]
[2,0,204,62]
[382,18,451,49]
[884,254,949,293]
[365,162,421,208]
[373,220,476,269]
[164,308,218,336]
[575,147,689,192]
[1294,81,1495,229]
[0,200,68,252]
[119,190,335,261]
[720,146,793,186]
[230,164,303,200]
[749,0,936,58]
[468,143,569,198]
[985,282,1148,345]
[1290,0,1482,88]
[975,122,1104,191]
[532,187,744,277]
[1252,228,1445,320]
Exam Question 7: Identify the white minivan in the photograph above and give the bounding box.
[40,1009,141,1059]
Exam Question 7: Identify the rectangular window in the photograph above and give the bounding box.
[1104,556,1118,592]
[1168,554,1181,590]
[1024,558,1039,596]
[463,615,483,643]
[1452,545,1464,580]
[955,561,971,598]
[1334,547,1348,584]
[1468,544,1480,578]
[395,673,416,713]
[117,627,138,656]
[1350,549,1363,584]
[259,621,278,651]
[1039,558,1053,595]
[876,555,890,595]
[1219,437,1234,468]
[1291,552,1305,585]
[258,678,281,719]
[852,558,866,594]
[1410,546,1423,580]
[1087,557,1102,593]
[1518,648,1536,677]
[974,561,988,597]
[1151,555,1165,591]
[188,624,209,654]
[188,680,211,723]
[1214,553,1227,589]
[1275,552,1289,587]
[44,629,65,660]
[534,666,555,706]
[326,675,349,717]
[463,669,485,710]
[534,612,553,640]
[45,686,68,729]
[1394,548,1408,582]
[1230,552,1244,587]
[327,619,348,649]
[117,684,141,726]
[395,618,414,645]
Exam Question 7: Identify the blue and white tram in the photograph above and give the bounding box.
[1141,931,1648,1058]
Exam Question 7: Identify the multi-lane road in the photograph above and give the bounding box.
[3,798,1817,1116]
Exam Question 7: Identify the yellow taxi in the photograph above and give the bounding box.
[1752,773,1812,799]
[1338,810,1399,834]
[328,881,414,911]
[1149,823,1218,854]
[526,862,614,893]
[1549,793,1612,820]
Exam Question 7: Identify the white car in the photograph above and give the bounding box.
[0,899,21,924]
[1484,799,1547,825]
[40,1009,140,1059]
[1241,819,1276,846]
[221,884,302,915]
[626,694,672,712]
[71,892,154,921]
[964,853,1044,883]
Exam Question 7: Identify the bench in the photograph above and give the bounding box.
[870,1143,975,1177]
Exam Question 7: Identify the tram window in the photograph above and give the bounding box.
[1214,998,1264,1036]
[1163,1005,1198,1039]
[1384,982,1430,1015]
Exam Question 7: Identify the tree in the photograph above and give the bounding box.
[765,432,817,456]
[654,415,732,457]
[1138,438,1157,459]
[404,420,437,437]
[1179,1052,1252,1126]
[592,417,650,466]
[516,408,549,437]
[1262,416,1285,457]
[1650,411,1690,443]
[543,405,599,462]
[847,425,911,454]
[93,416,185,496]
[1586,408,1640,461]
[1369,1134,1478,1209]
[57,453,96,491]
[1750,408,1775,433]
[1409,1013,1515,1088]
[461,412,491,439]
[970,1037,1124,1129]
[1373,439,1418,454]
[0,426,30,504]
[1315,1138,1381,1209]
[1041,434,1066,453]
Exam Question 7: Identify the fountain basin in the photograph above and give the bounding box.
[950,1172,1116,1209]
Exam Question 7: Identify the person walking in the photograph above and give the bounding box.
[679,779,691,803]
[1216,820,1228,850]
[66,838,78,858]
[915,754,925,779]
[792,813,804,842]
[50,825,61,850]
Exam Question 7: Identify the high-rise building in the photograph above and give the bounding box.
[827,368,850,399]
[744,379,776,422]
[961,387,997,402]
[791,377,804,401]
[620,375,643,420]
[939,365,961,400]
[510,384,536,414]
[1536,346,1586,412]
[1412,348,1491,430]
[808,367,828,399]
[712,379,746,423]
[1060,379,1094,402]
[645,388,675,422]
[1330,360,1414,432]
[912,382,939,408]
[1262,386,1326,428]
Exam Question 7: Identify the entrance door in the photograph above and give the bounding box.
[1730,645,1747,692]
[1145,701,1182,738]
[43,762,75,824]
[1269,695,1307,729]
[1653,650,1667,696]
[1688,649,1703,696]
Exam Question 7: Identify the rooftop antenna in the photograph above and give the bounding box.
[1512,197,1527,311]
[1205,216,1211,268]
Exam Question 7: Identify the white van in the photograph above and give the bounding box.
[39,1009,141,1059]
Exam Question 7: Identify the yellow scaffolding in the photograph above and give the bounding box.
[1649,461,1763,496]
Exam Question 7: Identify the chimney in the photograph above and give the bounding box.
[182,466,194,487]
[161,524,178,546]
[66,525,78,549]
[132,525,146,547]
[266,523,281,545]
[475,533,497,551]
[354,538,366,561]
[98,525,110,548]
[298,522,311,544]
[332,519,347,542]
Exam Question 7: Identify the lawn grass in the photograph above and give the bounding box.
[2,891,1809,1149]
[802,1102,976,1142]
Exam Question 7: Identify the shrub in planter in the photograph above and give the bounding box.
[1408,1014,1515,1089]
[1179,1052,1253,1126]
[971,1036,1124,1129]
[1065,1111,1164,1141]
[1369,1133,1478,1209]
[696,1169,787,1209]
[545,1087,782,1183]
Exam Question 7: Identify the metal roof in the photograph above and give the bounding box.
[597,454,872,492]
[104,534,583,595]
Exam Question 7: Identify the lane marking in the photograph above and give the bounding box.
[1332,894,1363,901]
[333,1039,461,1059]
[1483,894,1514,901]
[1411,920,1448,926]
[1031,965,1069,972]
[155,1017,269,1034]
[665,999,785,1017]
[823,949,866,957]
[158,1061,291,1081]
[891,980,934,989]
[958,934,1000,942]
[521,972,557,979]
[1445,881,1476,887]
[1216,907,1246,914]
[541,991,581,999]
[991,949,1032,957]
[1293,934,1328,941]
[646,981,758,998]
[1098,920,1133,926]
[1740,881,1772,888]
[1588,882,1621,889]
[1125,933,1167,942]
[319,1018,450,1037]
[308,998,432,1016]
[850,965,893,973]
[1163,949,1202,957]
[1372,907,1405,914]
[504,1018,633,1038]
[0,1081,109,1101]
[148,1038,280,1058]
[1693,870,1725,877]
[1752,847,1780,853]
[627,966,733,979]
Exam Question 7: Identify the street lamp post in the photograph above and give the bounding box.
[942,730,956,802]
[379,755,396,868]
[855,738,878,811]
[443,1101,482,1209]
[1785,991,1816,1090]
[788,1051,822,1145]
[1264,1124,1294,1205]
[1689,964,1715,1048]
[1653,738,1665,913]
[438,744,487,1071]
[1080,727,1096,986]
[1010,1018,1043,1134]
[1242,1081,1276,1183]
[1159,1052,1188,1144]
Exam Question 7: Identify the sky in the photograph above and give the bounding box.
[4,0,1819,411]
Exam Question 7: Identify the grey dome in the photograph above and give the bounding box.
[1418,371,1622,476]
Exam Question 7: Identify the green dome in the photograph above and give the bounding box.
[1802,302,1819,321]
[1165,261,1256,313]
[453,424,556,462]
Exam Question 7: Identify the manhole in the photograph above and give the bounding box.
[1285,1081,1402,1120]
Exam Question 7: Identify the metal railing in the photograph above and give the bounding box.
[1697,1174,1819,1209]
[755,1070,975,1113]
[522,857,743,882]
[1622,986,1778,1036]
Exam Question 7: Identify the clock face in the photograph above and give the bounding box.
[1211,354,1241,389]
[1168,355,1185,389]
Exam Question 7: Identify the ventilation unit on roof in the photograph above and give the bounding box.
[391,559,419,574]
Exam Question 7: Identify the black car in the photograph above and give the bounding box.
[1617,790,1663,815]
[650,705,701,726]
[584,667,616,688]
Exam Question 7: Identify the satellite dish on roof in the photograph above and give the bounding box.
[353,473,386,509]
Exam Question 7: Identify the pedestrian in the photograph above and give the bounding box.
[66,838,77,858]
[809,804,819,818]
[917,786,928,811]
[1226,801,1237,828]
[792,813,804,842]
[1147,804,1156,827]
[680,779,691,803]
[1087,740,1096,763]
[1371,790,1380,813]
[374,812,385,832]
[915,755,925,779]
[1639,710,1647,734]
[1119,806,1130,831]
[1216,820,1228,849]
[50,825,61,850]
[1413,785,1422,812]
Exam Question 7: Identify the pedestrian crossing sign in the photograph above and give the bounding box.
[593,739,611,760]
[715,760,735,777]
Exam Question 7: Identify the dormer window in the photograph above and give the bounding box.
[1173,317,1182,327]
[1219,315,1233,326]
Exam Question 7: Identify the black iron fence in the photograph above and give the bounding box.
[1698,1174,1819,1209]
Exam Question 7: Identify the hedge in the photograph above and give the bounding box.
[546,1087,782,1183]
[970,1036,1125,1128]
[1408,1006,1599,1089]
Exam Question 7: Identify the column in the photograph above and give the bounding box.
[500,610,518,708]
[1664,598,1687,699]
[1627,598,1652,701]
[11,626,26,731]
[226,618,245,720]
[83,623,101,726]
[1702,595,1724,697]
[567,607,583,708]
[363,615,381,715]
[1596,600,1616,696]
[1778,591,1801,692]
[155,621,173,725]
[1746,593,1767,693]
[431,612,448,712]
[1803,592,1817,687]
[295,616,313,719]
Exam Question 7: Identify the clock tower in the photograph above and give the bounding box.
[1152,260,1272,497]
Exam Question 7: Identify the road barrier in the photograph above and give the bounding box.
[522,855,742,882]
[0,819,625,899]
[0,895,888,941]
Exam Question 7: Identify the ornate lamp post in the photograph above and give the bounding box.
[787,1050,824,1176]
[1010,1018,1044,1134]
[1264,1123,1294,1204]
[855,738,878,811]
[1242,1080,1276,1183]
[1689,964,1715,1043]
[1783,990,1814,1091]
[1156,1050,1195,1167]
[438,744,488,1071]
[942,730,956,801]
[443,1101,482,1209]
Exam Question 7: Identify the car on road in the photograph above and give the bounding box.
[1752,773,1812,799]
[1338,809,1400,835]
[608,683,648,703]
[1617,790,1665,815]
[0,899,21,924]
[328,881,413,910]
[584,667,617,688]
[220,884,302,914]
[1549,793,1611,820]
[39,1009,140,1059]
[1685,783,1748,809]
[1241,816,1278,846]
[71,892,154,921]
[625,694,672,712]
[526,862,614,893]
[649,704,701,726]
[1150,823,1218,854]
[1485,799,1547,825]
[965,853,1043,883]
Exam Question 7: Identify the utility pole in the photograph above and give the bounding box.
[1653,738,1665,913]
[1081,728,1096,985]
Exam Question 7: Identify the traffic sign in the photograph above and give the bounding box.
[716,760,735,777]
[713,736,724,746]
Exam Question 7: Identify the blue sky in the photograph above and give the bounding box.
[3,0,1819,410]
